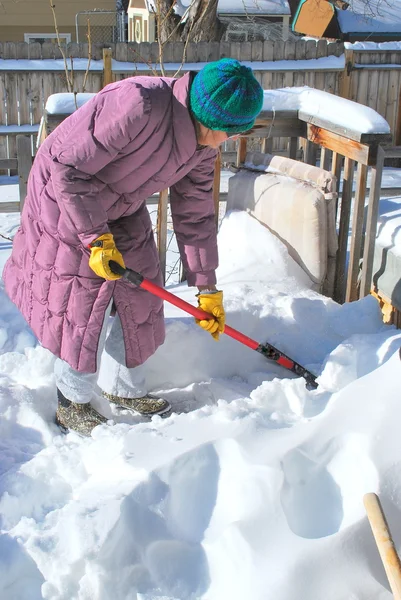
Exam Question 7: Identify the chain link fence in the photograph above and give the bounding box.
[222,17,297,42]
[75,10,126,44]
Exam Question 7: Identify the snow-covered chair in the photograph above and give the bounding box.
[226,151,338,296]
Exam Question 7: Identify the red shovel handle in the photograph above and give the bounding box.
[141,278,259,351]
[109,261,259,351]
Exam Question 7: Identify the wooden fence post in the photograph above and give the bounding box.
[17,135,32,212]
[213,151,221,228]
[360,145,385,297]
[333,157,355,303]
[346,162,368,302]
[364,493,401,600]
[339,49,355,100]
[236,137,247,167]
[102,48,113,88]
[395,81,401,146]
[157,189,169,285]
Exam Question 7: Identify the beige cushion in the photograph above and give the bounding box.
[244,152,338,258]
[227,170,328,288]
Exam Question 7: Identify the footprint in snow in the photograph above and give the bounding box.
[280,447,343,539]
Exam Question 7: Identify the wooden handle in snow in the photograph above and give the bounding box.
[364,492,401,600]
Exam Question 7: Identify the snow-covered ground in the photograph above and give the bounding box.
[2,171,401,599]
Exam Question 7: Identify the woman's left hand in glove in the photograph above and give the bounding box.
[195,290,225,341]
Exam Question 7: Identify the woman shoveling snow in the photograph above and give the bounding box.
[2,58,264,436]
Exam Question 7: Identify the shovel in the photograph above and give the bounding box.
[109,261,318,389]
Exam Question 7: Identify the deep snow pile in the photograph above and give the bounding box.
[1,210,401,600]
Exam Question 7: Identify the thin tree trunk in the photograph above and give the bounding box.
[158,0,221,43]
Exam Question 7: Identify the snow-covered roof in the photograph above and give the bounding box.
[337,0,401,34]
[173,0,291,17]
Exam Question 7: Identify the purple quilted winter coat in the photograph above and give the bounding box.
[3,73,218,373]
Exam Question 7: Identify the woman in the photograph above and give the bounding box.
[3,58,264,436]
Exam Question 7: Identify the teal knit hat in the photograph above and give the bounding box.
[189,58,264,133]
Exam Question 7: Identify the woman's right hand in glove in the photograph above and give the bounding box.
[88,233,125,280]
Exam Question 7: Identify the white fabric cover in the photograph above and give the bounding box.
[226,153,338,294]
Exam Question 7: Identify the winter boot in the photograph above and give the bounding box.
[103,391,171,417]
[56,388,108,436]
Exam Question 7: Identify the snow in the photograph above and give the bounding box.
[2,165,401,598]
[0,55,345,73]
[262,86,391,134]
[346,41,401,50]
[338,0,401,34]
[173,0,291,17]
[45,94,97,115]
[43,82,389,148]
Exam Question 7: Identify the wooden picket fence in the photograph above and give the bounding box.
[2,39,401,166]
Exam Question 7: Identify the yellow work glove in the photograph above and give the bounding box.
[88,233,125,280]
[195,291,225,341]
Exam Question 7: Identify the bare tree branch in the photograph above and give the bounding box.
[49,0,73,93]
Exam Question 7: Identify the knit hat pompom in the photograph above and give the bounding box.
[189,58,264,133]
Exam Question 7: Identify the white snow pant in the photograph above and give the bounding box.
[54,301,148,404]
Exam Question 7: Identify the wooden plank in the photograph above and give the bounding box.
[304,140,317,165]
[284,40,296,61]
[29,72,44,125]
[377,68,390,122]
[263,41,274,61]
[331,151,343,201]
[252,41,263,61]
[103,48,113,88]
[317,39,328,58]
[0,202,20,213]
[5,72,19,126]
[18,72,31,126]
[394,78,401,145]
[261,137,273,154]
[325,71,336,95]
[301,111,389,144]
[219,41,231,60]
[346,162,368,302]
[173,42,185,64]
[383,146,401,158]
[27,42,42,59]
[339,49,355,99]
[305,39,317,60]
[41,42,56,59]
[387,69,399,141]
[241,42,252,62]
[115,42,128,62]
[0,158,18,169]
[236,137,247,167]
[274,40,285,61]
[17,135,33,211]
[16,42,28,60]
[195,41,208,62]
[208,42,221,62]
[287,137,298,159]
[320,147,331,170]
[334,157,355,303]
[42,73,56,112]
[213,152,221,228]
[295,39,306,60]
[0,72,6,125]
[157,188,169,286]
[367,69,380,112]
[4,42,17,60]
[360,145,385,297]
[307,124,370,164]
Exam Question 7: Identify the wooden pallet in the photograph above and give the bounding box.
[371,289,401,328]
